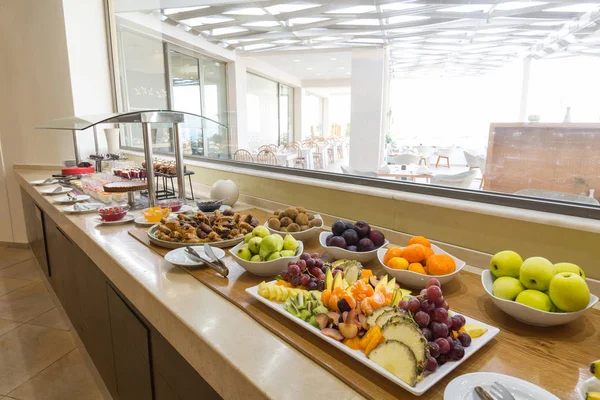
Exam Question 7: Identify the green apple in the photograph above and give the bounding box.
[492,276,525,300]
[266,252,282,261]
[248,237,262,255]
[548,272,590,312]
[283,234,299,252]
[490,250,523,278]
[250,254,262,262]
[280,250,296,257]
[235,247,252,261]
[519,257,554,291]
[553,262,586,280]
[515,290,553,312]
[244,232,253,243]
[259,235,280,259]
[252,226,270,238]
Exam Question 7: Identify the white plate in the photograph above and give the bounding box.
[147,224,244,249]
[40,187,73,195]
[62,203,101,213]
[30,179,58,186]
[481,270,599,327]
[54,195,90,203]
[377,245,466,289]
[577,376,600,400]
[93,215,135,225]
[265,215,323,241]
[246,283,499,396]
[134,216,157,226]
[171,204,194,214]
[165,246,226,267]
[319,231,388,263]
[444,372,560,400]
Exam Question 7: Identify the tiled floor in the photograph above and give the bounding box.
[0,247,107,400]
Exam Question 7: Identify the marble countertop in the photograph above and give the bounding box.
[15,168,363,400]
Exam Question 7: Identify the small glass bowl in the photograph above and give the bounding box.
[98,206,128,222]
[159,199,184,212]
[143,207,170,223]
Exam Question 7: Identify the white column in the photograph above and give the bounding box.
[294,87,303,143]
[227,60,247,152]
[322,97,330,137]
[518,57,531,122]
[349,47,387,171]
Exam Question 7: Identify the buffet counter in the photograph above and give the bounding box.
[14,166,600,400]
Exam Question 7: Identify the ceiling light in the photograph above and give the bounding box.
[330,57,337,60]
[265,3,320,15]
[223,8,266,16]
[243,21,280,27]
[306,67,313,70]
[163,6,209,15]
[326,5,376,14]
[339,67,345,69]
[289,17,329,25]
[337,19,380,26]
[293,59,300,62]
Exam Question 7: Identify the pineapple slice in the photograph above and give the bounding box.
[368,340,418,387]
[375,309,413,328]
[381,319,428,377]
[366,305,394,327]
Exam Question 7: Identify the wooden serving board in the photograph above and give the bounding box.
[129,208,598,400]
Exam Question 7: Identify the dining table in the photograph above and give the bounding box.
[377,165,434,182]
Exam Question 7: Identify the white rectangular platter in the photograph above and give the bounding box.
[246,283,499,396]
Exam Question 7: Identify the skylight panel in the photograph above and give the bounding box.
[476,28,515,34]
[289,17,329,25]
[437,30,470,36]
[212,27,248,36]
[242,43,276,51]
[348,38,384,43]
[473,35,506,42]
[326,6,376,14]
[386,16,430,24]
[532,21,567,26]
[224,8,266,16]
[393,36,426,41]
[243,21,281,27]
[438,5,492,12]
[381,3,425,11]
[180,16,234,26]
[313,36,344,41]
[337,19,380,26]
[495,2,547,10]
[163,6,208,15]
[272,39,301,44]
[544,4,600,12]
[266,3,321,15]
[426,38,464,43]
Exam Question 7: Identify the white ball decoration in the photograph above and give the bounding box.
[210,179,239,206]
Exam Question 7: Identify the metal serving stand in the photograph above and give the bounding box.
[36,110,227,208]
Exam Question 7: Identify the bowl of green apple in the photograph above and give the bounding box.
[481,250,598,327]
[231,226,303,276]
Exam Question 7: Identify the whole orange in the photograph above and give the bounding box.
[388,257,409,270]
[426,254,456,275]
[408,263,427,274]
[401,244,427,263]
[383,247,403,265]
[408,236,431,248]
[423,246,435,261]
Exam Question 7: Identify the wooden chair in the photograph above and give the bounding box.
[306,141,323,169]
[435,147,454,168]
[258,145,270,152]
[257,150,278,165]
[233,149,254,163]
[284,143,306,169]
[267,144,279,153]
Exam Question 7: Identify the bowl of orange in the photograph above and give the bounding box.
[377,236,466,288]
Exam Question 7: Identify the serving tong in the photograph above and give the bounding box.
[184,246,229,277]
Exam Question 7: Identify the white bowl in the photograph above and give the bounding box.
[377,244,466,288]
[319,231,387,263]
[230,240,303,277]
[577,377,600,400]
[481,269,599,327]
[265,215,323,241]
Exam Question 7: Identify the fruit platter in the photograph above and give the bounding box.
[147,209,260,249]
[246,258,499,396]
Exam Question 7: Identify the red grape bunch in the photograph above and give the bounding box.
[398,278,472,373]
[281,253,327,291]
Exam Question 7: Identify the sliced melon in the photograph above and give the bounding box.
[375,309,412,328]
[386,277,396,290]
[374,275,388,291]
[381,319,428,376]
[365,305,394,327]
[368,340,418,387]
[332,272,344,289]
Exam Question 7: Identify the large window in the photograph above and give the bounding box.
[116,23,229,158]
[245,73,294,151]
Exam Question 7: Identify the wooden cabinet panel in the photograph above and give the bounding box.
[107,285,153,400]
[20,188,49,277]
[151,330,221,400]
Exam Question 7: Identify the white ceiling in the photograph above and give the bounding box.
[243,50,353,80]
[136,0,600,76]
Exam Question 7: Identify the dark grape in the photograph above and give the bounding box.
[398,300,408,311]
[433,308,448,323]
[317,273,326,281]
[290,276,300,286]
[451,344,465,361]
[311,253,320,259]
[317,280,325,291]
[435,338,450,354]
[421,300,435,314]
[446,336,455,352]
[300,253,310,261]
[299,274,311,286]
[306,281,318,290]
[306,258,316,268]
[414,311,430,328]
[297,259,307,271]
[443,316,453,329]
[309,267,321,277]
[431,322,449,339]
[457,332,472,347]
[452,315,466,331]
[288,265,300,276]
[426,278,441,288]
[441,300,449,310]
[427,342,440,358]
[407,298,421,313]
[315,259,324,269]
[280,271,290,281]
[437,353,449,365]
[421,327,433,342]
[426,356,438,372]
[426,286,443,302]
[420,288,428,296]
[433,296,445,307]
